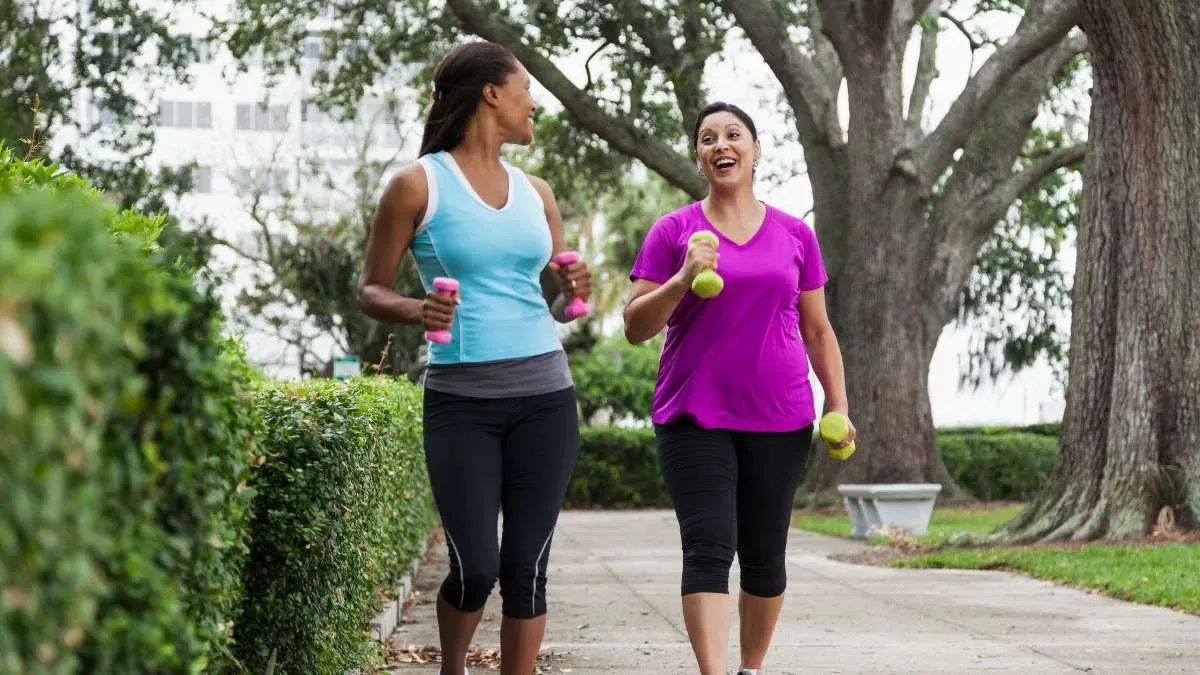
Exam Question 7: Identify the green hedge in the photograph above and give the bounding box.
[1,150,436,674]
[567,425,1060,507]
[233,377,433,674]
[939,432,1059,500]
[0,149,262,674]
[564,428,669,508]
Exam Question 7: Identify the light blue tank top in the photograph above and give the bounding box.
[411,151,563,366]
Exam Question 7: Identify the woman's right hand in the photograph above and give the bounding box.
[677,233,719,284]
[421,290,458,332]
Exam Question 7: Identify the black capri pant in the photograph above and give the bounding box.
[655,418,812,598]
[423,386,580,619]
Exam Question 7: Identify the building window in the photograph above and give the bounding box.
[94,104,118,126]
[158,101,212,128]
[235,167,290,195]
[192,166,212,193]
[236,103,289,132]
[303,36,324,61]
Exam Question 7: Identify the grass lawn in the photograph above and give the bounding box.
[793,502,1200,615]
[896,543,1200,614]
[791,503,1024,546]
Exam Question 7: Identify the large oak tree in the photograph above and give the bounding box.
[224,0,1089,493]
[990,0,1200,542]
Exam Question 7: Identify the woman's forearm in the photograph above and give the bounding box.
[806,328,849,413]
[357,283,425,325]
[623,275,689,344]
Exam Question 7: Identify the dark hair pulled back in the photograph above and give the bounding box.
[419,41,520,157]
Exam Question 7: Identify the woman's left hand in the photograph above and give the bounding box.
[552,258,592,300]
[825,406,856,449]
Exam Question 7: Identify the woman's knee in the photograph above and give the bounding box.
[497,548,554,619]
[442,549,500,613]
[680,539,736,595]
[739,553,787,598]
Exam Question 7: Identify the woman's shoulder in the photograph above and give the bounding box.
[651,201,704,233]
[765,203,819,245]
[764,203,812,230]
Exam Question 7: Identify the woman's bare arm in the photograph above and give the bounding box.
[798,287,848,415]
[356,164,431,324]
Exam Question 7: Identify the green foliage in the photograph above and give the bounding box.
[223,209,428,380]
[956,127,1082,391]
[2,151,437,674]
[565,428,669,509]
[570,336,661,425]
[567,424,1060,508]
[0,165,153,675]
[233,377,433,675]
[938,432,1059,501]
[0,0,201,213]
[206,107,430,380]
[0,149,260,674]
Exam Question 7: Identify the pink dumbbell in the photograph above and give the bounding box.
[552,251,591,318]
[424,276,459,344]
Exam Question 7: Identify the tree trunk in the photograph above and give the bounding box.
[995,0,1200,543]
[801,181,961,501]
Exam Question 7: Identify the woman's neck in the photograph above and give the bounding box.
[703,184,763,225]
[450,117,504,170]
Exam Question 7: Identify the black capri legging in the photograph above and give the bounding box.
[655,418,812,598]
[423,386,580,619]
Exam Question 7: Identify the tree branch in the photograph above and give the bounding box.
[918,0,1081,184]
[944,11,984,50]
[445,0,705,198]
[906,0,944,145]
[978,143,1086,224]
[924,30,1088,317]
[721,0,843,149]
[807,2,844,106]
[210,234,269,266]
[889,0,924,47]
[628,4,712,130]
[626,4,681,70]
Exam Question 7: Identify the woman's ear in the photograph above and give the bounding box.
[482,82,501,108]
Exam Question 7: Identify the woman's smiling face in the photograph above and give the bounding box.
[695,110,760,187]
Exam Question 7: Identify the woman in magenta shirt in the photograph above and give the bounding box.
[623,101,854,675]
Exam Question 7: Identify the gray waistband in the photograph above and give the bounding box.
[422,349,573,399]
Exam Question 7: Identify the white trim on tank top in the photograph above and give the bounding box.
[415,156,439,235]
[414,152,546,236]
[441,151,516,212]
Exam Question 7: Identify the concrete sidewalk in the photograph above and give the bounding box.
[385,510,1199,674]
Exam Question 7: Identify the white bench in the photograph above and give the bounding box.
[836,483,943,539]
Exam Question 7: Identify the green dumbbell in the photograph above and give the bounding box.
[820,411,856,461]
[689,230,724,298]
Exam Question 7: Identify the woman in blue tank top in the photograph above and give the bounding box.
[357,41,592,675]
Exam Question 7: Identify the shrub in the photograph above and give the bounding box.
[0,149,261,673]
[565,427,669,508]
[570,336,661,425]
[567,425,1061,508]
[939,422,1061,438]
[938,432,1059,501]
[233,376,434,674]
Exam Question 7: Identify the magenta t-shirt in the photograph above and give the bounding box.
[630,201,829,432]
